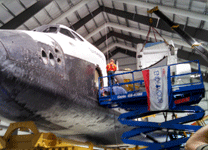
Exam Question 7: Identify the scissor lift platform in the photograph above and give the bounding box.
[99,60,205,150]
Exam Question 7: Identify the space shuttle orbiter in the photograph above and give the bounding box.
[0,24,131,145]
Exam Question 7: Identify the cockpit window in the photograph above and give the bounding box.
[60,28,75,39]
[43,27,57,33]
[71,31,84,41]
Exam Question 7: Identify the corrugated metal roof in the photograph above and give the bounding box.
[0,0,207,69]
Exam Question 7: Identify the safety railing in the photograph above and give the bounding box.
[98,69,145,107]
[98,60,204,108]
[170,60,203,88]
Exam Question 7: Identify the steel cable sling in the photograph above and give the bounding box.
[140,17,169,54]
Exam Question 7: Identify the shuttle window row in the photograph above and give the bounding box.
[59,28,84,42]
[43,27,57,33]
[41,26,84,42]
[60,28,75,39]
[71,31,84,41]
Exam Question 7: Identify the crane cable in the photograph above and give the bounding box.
[140,16,169,53]
[103,6,118,145]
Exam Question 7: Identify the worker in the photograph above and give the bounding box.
[185,125,208,150]
[106,59,117,86]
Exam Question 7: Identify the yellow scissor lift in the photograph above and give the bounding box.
[0,121,146,150]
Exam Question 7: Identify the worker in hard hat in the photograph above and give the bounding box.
[106,59,117,86]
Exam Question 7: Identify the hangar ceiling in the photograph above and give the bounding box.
[0,0,208,71]
[0,0,208,120]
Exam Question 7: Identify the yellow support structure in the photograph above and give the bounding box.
[192,115,208,126]
[191,43,202,49]
[0,121,102,150]
[123,79,140,92]
[0,121,151,150]
[171,25,179,30]
[149,18,153,24]
[147,6,159,14]
[128,145,147,150]
[142,114,156,120]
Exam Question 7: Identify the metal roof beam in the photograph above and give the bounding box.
[1,3,15,17]
[178,50,208,68]
[106,47,208,82]
[101,33,208,69]
[102,42,136,54]
[0,0,53,29]
[105,47,136,58]
[49,0,90,25]
[93,31,144,47]
[85,22,190,48]
[102,6,208,42]
[112,0,208,21]
[72,6,208,42]
[73,6,102,30]
[16,0,42,26]
[93,31,114,47]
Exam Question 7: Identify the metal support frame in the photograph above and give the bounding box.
[0,0,53,29]
[120,106,204,150]
[104,47,136,58]
[93,31,145,47]
[0,121,99,150]
[72,6,208,42]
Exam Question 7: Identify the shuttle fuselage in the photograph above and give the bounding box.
[0,24,128,145]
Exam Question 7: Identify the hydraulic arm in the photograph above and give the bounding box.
[148,6,208,62]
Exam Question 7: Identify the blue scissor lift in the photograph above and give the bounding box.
[99,60,205,150]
